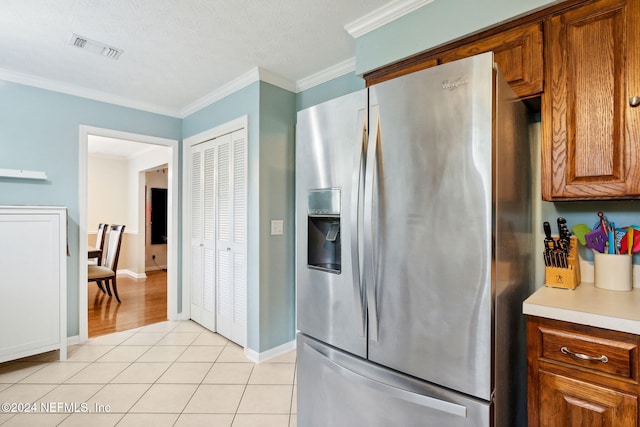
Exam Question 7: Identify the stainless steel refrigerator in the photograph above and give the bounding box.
[295,52,533,427]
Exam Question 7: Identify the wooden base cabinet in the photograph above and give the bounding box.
[528,316,640,426]
[539,371,637,426]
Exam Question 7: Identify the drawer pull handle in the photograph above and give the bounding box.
[561,346,608,363]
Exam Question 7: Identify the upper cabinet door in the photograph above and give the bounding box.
[440,22,543,99]
[542,0,640,199]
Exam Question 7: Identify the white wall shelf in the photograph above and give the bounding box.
[0,168,48,180]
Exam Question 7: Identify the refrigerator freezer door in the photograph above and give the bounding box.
[366,53,495,400]
[297,333,491,427]
[296,89,368,358]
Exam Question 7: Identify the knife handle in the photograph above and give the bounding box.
[543,221,557,251]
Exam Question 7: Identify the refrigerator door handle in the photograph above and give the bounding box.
[364,105,379,341]
[350,108,367,337]
[303,340,468,418]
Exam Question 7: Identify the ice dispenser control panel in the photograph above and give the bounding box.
[307,189,341,274]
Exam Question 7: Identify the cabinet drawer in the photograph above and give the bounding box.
[539,326,637,380]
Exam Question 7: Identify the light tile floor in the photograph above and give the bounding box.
[0,321,297,427]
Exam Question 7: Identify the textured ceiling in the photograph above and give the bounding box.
[0,0,392,117]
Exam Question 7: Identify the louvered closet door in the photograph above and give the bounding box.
[190,140,217,332]
[216,130,247,347]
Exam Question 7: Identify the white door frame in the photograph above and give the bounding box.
[181,115,247,323]
[78,125,182,342]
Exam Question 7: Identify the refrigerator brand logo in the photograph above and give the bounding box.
[442,77,469,90]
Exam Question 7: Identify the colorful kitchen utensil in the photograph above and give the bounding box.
[571,223,591,246]
[620,227,640,254]
[598,211,608,231]
[608,230,616,254]
[585,227,608,253]
[615,228,626,252]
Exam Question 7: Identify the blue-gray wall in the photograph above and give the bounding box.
[543,202,640,264]
[0,78,297,353]
[258,82,296,351]
[296,73,365,112]
[182,82,297,353]
[182,83,262,351]
[0,81,181,337]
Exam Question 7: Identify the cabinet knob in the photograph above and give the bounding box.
[630,96,640,107]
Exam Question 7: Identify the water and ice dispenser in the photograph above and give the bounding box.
[307,189,341,274]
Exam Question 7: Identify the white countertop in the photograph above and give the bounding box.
[523,282,640,335]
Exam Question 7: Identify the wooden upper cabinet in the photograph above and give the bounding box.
[440,22,543,99]
[542,0,640,199]
[366,57,439,87]
[365,21,544,97]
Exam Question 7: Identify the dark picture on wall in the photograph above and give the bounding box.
[150,187,168,244]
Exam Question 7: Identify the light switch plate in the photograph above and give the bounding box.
[271,219,284,235]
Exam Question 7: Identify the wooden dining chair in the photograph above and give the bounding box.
[89,223,108,266]
[91,222,109,294]
[95,223,108,264]
[88,224,125,303]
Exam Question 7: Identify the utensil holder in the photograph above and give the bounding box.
[594,252,633,291]
[544,236,581,289]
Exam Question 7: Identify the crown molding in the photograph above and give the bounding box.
[296,58,356,92]
[0,67,181,118]
[3,60,356,119]
[180,67,297,117]
[180,68,260,117]
[258,68,297,93]
[345,0,435,38]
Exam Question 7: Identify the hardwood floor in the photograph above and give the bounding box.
[88,270,167,338]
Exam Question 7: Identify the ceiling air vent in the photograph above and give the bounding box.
[69,33,123,60]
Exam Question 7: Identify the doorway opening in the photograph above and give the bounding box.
[79,126,181,342]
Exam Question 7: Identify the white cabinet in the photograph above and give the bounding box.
[189,129,247,347]
[0,206,67,362]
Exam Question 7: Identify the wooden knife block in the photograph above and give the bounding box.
[544,236,581,290]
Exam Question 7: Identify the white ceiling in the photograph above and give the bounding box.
[88,135,163,159]
[0,0,415,118]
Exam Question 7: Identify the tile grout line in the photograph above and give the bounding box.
[115,323,197,421]
[230,352,255,427]
[0,321,297,426]
[171,329,227,424]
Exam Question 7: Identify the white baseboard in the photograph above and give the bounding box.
[245,339,296,364]
[171,312,190,321]
[117,269,147,279]
[67,335,81,346]
[145,265,167,272]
